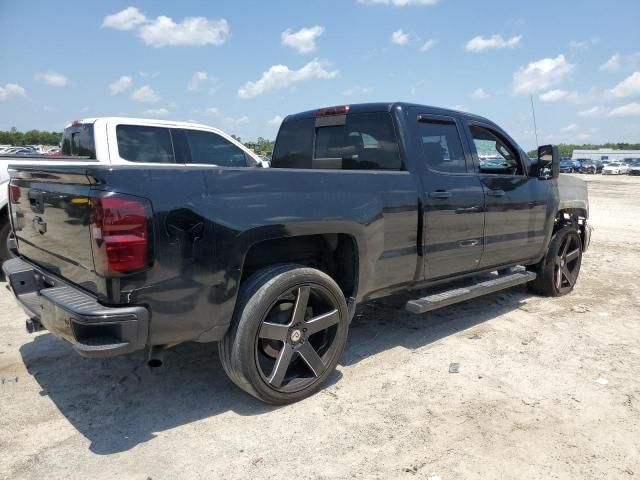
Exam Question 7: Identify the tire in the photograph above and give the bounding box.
[527,226,582,297]
[219,264,349,404]
[0,220,12,264]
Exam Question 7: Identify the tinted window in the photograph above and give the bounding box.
[183,129,248,167]
[417,119,467,174]
[314,113,401,170]
[61,124,95,158]
[271,117,315,168]
[116,125,175,163]
[271,113,401,170]
[469,125,522,175]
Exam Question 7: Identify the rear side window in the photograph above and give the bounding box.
[182,129,249,167]
[417,119,467,174]
[61,124,96,158]
[116,125,175,163]
[272,113,401,170]
[271,118,315,168]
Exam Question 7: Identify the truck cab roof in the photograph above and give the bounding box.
[283,102,493,124]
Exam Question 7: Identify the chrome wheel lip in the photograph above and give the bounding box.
[254,282,342,394]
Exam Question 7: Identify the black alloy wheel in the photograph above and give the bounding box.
[219,264,349,404]
[255,284,342,392]
[553,232,582,295]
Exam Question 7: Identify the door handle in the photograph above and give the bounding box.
[458,239,479,247]
[429,190,452,199]
[455,206,481,214]
[486,189,505,197]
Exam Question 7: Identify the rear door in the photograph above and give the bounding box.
[464,122,549,268]
[411,111,485,280]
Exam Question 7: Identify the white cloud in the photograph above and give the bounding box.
[144,108,169,117]
[539,89,577,102]
[608,102,640,117]
[205,107,220,116]
[342,86,373,96]
[465,34,522,52]
[600,52,640,73]
[578,106,606,117]
[357,0,438,5]
[600,53,621,72]
[420,39,438,52]
[267,115,283,126]
[130,85,161,103]
[561,123,577,132]
[102,7,146,31]
[109,75,133,95]
[470,88,489,99]
[281,26,324,54]
[187,72,221,94]
[391,29,410,45]
[139,16,229,47]
[606,71,640,98]
[224,116,249,125]
[36,71,68,87]
[512,55,574,95]
[238,59,338,99]
[569,38,599,51]
[0,83,26,101]
[577,133,591,141]
[103,7,230,48]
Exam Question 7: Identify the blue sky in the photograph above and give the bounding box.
[0,0,639,149]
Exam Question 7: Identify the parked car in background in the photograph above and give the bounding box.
[560,159,581,173]
[628,160,640,176]
[579,160,604,174]
[602,162,629,175]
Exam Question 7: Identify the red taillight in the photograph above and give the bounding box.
[90,195,152,275]
[315,105,350,117]
[9,184,21,204]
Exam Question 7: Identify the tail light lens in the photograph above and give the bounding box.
[90,194,153,275]
[9,184,21,204]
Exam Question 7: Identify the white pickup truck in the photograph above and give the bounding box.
[0,117,266,261]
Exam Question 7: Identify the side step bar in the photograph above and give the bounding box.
[405,270,536,314]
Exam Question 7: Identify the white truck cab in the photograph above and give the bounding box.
[0,117,266,261]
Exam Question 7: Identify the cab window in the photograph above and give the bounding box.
[469,125,523,175]
[182,129,249,167]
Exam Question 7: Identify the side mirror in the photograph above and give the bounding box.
[537,144,559,179]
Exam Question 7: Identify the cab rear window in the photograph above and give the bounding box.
[61,124,96,158]
[272,112,401,170]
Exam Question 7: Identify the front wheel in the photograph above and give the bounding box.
[219,264,349,404]
[527,226,583,297]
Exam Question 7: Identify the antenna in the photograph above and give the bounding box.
[530,95,539,148]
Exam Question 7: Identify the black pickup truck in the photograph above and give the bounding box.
[3,103,591,404]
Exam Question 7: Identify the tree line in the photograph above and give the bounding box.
[0,128,62,147]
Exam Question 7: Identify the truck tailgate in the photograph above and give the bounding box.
[9,167,97,290]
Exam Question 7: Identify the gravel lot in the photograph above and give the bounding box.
[1,174,639,480]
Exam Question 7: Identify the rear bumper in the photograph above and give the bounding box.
[2,257,148,358]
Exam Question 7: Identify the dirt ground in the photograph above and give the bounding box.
[1,174,639,480]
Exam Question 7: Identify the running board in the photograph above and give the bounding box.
[405,270,537,314]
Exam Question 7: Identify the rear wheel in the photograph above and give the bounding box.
[219,264,349,404]
[527,226,582,297]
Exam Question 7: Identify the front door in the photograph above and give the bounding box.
[413,113,486,280]
[465,122,550,268]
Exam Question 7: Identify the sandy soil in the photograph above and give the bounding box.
[1,174,639,480]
